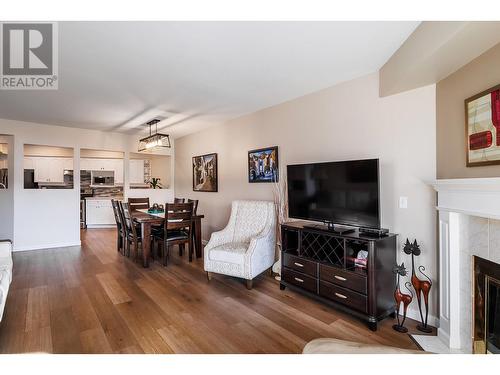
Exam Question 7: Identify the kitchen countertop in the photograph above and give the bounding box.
[85,196,123,200]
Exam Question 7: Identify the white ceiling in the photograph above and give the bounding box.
[0,21,419,138]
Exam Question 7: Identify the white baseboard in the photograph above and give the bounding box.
[13,241,81,252]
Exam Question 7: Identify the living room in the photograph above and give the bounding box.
[1,1,500,373]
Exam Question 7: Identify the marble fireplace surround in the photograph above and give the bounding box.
[417,178,500,353]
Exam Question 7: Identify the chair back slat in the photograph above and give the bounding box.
[128,197,149,211]
[120,201,139,238]
[164,202,194,231]
[174,197,185,204]
[187,199,199,216]
[111,199,122,228]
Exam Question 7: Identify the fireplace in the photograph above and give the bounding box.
[473,256,500,354]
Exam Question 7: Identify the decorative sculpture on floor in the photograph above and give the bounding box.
[404,239,433,333]
[393,262,413,333]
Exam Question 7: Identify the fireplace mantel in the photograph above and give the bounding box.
[424,177,500,353]
[431,178,500,221]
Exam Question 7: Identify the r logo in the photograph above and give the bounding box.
[2,23,53,75]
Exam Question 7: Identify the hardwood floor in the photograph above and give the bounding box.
[0,228,425,353]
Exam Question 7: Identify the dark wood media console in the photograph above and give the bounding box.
[280,221,397,331]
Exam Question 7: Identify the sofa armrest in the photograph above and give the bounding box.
[0,240,12,258]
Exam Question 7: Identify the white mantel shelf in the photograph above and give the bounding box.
[430,177,500,221]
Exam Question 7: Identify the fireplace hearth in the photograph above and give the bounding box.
[473,256,500,354]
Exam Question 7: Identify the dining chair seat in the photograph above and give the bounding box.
[153,229,189,241]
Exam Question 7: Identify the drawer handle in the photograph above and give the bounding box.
[334,275,347,281]
[294,277,304,283]
[294,262,304,267]
[335,292,348,299]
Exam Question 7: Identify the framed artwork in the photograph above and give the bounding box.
[248,146,279,183]
[465,84,500,166]
[192,153,218,192]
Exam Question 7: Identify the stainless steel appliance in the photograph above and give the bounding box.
[91,170,114,186]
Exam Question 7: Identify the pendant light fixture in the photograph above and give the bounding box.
[138,119,171,152]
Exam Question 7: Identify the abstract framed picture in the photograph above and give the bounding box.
[192,153,218,192]
[465,84,500,167]
[248,146,278,183]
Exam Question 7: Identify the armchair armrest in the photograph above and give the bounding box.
[247,224,276,258]
[204,228,232,251]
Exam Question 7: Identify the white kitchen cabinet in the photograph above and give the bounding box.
[129,159,145,184]
[28,157,69,183]
[86,199,115,226]
[62,158,73,171]
[83,158,115,171]
[80,158,93,171]
[111,159,124,184]
[24,157,35,170]
[80,158,123,183]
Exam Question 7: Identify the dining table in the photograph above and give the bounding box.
[133,209,205,268]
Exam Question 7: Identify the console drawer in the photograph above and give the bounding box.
[320,264,367,295]
[283,253,317,277]
[319,281,368,313]
[282,268,317,294]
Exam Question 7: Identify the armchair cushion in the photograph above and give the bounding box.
[208,243,248,264]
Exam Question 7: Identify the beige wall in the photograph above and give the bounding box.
[437,42,500,178]
[175,72,438,322]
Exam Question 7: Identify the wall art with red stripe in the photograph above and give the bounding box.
[466,84,500,166]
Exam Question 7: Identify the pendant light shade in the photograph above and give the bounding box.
[138,119,171,152]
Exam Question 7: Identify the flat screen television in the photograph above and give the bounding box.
[287,158,380,229]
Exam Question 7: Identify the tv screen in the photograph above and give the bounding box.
[287,159,380,229]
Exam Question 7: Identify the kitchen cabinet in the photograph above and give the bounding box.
[111,159,123,184]
[27,157,71,184]
[80,158,123,184]
[86,199,115,226]
[81,158,116,171]
[129,159,145,184]
[24,157,35,170]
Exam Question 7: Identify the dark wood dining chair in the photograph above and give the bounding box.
[119,201,143,260]
[152,202,194,266]
[111,199,124,254]
[174,198,185,204]
[128,197,150,211]
[187,199,199,216]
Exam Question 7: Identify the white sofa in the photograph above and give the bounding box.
[0,240,13,322]
[204,200,276,289]
[302,338,425,354]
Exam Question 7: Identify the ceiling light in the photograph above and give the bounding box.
[138,119,171,152]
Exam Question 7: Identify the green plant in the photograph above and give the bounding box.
[148,177,163,189]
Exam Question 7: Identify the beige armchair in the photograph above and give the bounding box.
[204,200,276,289]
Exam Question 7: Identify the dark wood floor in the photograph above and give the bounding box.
[0,228,424,353]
